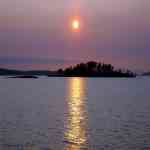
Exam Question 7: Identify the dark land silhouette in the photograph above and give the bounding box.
[0,61,136,78]
[0,68,52,76]
[9,75,38,79]
[55,61,136,77]
[142,72,150,76]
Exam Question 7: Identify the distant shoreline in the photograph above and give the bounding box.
[47,74,136,78]
[0,69,136,78]
[0,61,137,78]
[6,75,136,79]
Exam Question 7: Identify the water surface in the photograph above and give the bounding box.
[0,77,150,150]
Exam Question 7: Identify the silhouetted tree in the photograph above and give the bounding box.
[87,61,97,70]
[59,61,135,77]
[57,69,63,74]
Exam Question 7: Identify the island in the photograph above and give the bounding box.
[53,61,136,77]
[9,75,38,79]
[0,61,136,78]
[142,72,150,76]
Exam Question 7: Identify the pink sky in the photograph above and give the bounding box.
[0,0,150,71]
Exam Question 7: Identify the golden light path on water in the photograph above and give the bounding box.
[65,78,88,150]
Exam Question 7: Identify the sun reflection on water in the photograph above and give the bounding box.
[65,77,88,150]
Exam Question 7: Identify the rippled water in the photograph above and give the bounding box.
[0,77,150,150]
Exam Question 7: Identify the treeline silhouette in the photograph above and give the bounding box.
[0,61,136,77]
[57,61,136,77]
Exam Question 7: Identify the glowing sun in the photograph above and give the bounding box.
[72,20,80,30]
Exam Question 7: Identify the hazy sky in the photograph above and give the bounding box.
[0,0,150,71]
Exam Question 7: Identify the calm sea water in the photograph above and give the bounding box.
[0,77,150,150]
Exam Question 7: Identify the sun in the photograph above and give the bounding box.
[72,20,80,30]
